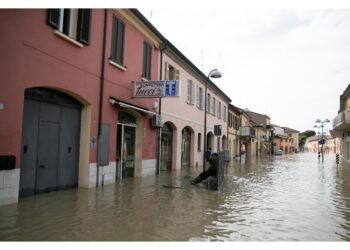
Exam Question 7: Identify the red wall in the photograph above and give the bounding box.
[0,9,159,167]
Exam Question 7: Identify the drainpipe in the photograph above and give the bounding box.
[156,43,167,175]
[97,9,108,187]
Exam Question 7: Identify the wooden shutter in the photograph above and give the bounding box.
[47,9,60,29]
[146,43,152,79]
[175,69,180,80]
[62,9,71,36]
[142,42,147,77]
[186,80,191,103]
[191,82,196,104]
[116,19,125,64]
[164,62,169,80]
[77,9,91,45]
[142,42,152,79]
[111,16,117,61]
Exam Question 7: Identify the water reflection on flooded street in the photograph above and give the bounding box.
[1,153,350,241]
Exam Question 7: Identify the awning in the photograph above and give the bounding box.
[109,97,156,116]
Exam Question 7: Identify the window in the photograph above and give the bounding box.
[110,15,125,65]
[48,9,91,45]
[142,41,152,79]
[223,106,227,122]
[228,113,232,128]
[207,93,211,112]
[212,97,216,115]
[218,101,222,119]
[197,87,203,109]
[165,62,179,80]
[197,133,202,152]
[186,80,195,105]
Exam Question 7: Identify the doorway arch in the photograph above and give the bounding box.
[116,111,137,179]
[161,122,174,171]
[207,131,214,152]
[19,87,82,196]
[181,126,193,168]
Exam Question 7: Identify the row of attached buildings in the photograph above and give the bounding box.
[227,108,300,158]
[0,9,299,206]
[331,84,350,161]
[304,135,340,154]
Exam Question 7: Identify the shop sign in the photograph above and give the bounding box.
[133,80,180,98]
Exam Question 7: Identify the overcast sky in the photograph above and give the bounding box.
[138,7,350,133]
[9,1,350,133]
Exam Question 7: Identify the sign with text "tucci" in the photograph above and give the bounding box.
[133,80,180,98]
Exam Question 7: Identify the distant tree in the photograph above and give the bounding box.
[302,130,316,137]
[299,130,316,147]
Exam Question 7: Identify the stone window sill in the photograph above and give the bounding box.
[109,60,127,71]
[54,30,83,48]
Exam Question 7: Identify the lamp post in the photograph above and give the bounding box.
[315,118,330,163]
[270,127,275,155]
[203,69,222,172]
[313,125,320,156]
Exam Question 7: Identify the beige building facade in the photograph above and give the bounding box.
[228,104,241,158]
[246,111,271,156]
[331,84,350,162]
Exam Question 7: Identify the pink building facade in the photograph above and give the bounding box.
[160,45,231,171]
[0,9,162,206]
[273,135,293,154]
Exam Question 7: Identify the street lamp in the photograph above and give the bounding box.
[270,127,275,155]
[315,118,330,162]
[313,125,320,156]
[203,69,222,171]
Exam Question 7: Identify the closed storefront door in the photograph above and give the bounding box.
[19,88,81,197]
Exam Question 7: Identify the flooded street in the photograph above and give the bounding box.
[1,153,350,241]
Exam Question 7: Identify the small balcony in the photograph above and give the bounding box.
[333,110,350,130]
[239,126,256,138]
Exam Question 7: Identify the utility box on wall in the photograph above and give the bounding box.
[0,155,16,170]
[97,124,110,166]
[151,115,162,128]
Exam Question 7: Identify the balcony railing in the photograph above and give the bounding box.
[333,110,350,130]
[239,126,256,137]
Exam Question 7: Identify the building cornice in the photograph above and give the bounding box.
[117,9,163,48]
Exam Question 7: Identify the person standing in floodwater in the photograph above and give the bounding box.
[191,153,219,184]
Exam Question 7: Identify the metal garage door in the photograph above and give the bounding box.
[19,88,81,196]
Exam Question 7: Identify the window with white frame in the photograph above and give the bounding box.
[218,101,222,119]
[48,9,91,45]
[165,62,180,80]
